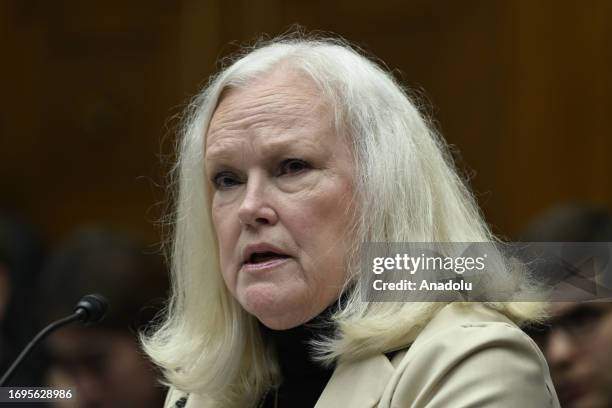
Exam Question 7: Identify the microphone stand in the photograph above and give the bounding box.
[0,309,85,387]
[0,293,107,387]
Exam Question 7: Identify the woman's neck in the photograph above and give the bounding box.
[257,301,340,407]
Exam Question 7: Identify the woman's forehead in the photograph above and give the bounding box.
[206,74,332,149]
[209,89,323,136]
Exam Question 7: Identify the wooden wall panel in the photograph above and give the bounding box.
[1,1,184,245]
[1,0,611,245]
[501,1,612,234]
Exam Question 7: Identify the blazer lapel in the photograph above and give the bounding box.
[315,354,395,408]
[169,354,396,407]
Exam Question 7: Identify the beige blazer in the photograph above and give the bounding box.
[165,303,560,407]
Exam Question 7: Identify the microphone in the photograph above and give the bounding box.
[0,294,109,386]
[73,294,108,324]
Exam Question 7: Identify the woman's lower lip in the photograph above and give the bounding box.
[241,257,291,272]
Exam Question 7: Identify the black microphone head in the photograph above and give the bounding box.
[74,294,108,324]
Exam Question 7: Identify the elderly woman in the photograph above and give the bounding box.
[143,35,560,407]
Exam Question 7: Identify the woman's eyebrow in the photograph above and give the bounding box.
[205,146,236,166]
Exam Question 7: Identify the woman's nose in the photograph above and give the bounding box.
[237,175,278,228]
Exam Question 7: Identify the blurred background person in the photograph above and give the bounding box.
[523,205,612,408]
[38,227,168,408]
[0,213,47,390]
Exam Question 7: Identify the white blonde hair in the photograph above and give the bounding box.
[142,33,543,406]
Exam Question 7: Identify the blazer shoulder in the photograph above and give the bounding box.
[380,303,560,407]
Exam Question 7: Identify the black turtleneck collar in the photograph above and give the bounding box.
[258,302,339,408]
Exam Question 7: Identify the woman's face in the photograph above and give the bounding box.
[205,68,355,329]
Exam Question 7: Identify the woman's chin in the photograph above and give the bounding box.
[239,283,312,330]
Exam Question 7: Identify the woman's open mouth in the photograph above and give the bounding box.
[242,251,291,272]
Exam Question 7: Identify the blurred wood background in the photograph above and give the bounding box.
[1,0,611,246]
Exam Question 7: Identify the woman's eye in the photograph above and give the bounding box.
[279,159,310,175]
[211,172,241,189]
